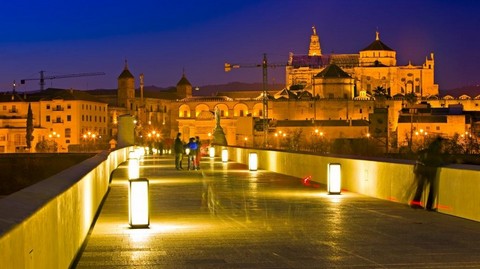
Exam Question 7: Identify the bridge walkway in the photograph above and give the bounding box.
[73,154,480,268]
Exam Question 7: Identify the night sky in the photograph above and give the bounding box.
[0,0,479,92]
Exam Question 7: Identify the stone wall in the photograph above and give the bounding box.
[0,147,131,268]
[222,146,480,222]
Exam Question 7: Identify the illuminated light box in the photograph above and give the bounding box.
[328,163,342,194]
[185,148,190,155]
[129,150,138,159]
[221,149,228,163]
[209,146,215,158]
[129,178,150,228]
[128,157,140,180]
[249,152,258,171]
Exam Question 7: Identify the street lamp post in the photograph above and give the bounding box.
[48,131,60,152]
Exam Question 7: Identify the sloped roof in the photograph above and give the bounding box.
[274,88,296,99]
[290,55,326,68]
[118,65,134,79]
[329,54,359,67]
[177,74,192,86]
[0,92,26,102]
[361,39,394,51]
[315,64,351,78]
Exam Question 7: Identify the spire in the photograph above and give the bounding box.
[308,26,322,56]
[124,59,128,70]
[376,30,380,41]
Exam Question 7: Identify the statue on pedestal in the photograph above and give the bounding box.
[212,106,228,146]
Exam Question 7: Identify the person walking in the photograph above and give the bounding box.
[195,136,201,170]
[186,137,198,170]
[411,137,443,210]
[174,132,184,170]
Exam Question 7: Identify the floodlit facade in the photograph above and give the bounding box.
[0,89,108,153]
[286,27,438,99]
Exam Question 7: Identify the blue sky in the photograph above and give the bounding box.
[0,0,479,91]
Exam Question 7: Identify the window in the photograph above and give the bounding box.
[67,115,71,122]
[94,116,97,122]
[65,128,71,138]
[46,115,50,122]
[14,134,26,146]
[359,109,363,113]
[415,85,420,93]
[0,135,5,141]
[46,105,50,109]
[89,116,92,121]
[2,106,6,110]
[240,110,244,117]
[67,104,71,109]
[82,115,84,121]
[436,126,440,131]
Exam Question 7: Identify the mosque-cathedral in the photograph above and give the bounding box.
[0,27,479,153]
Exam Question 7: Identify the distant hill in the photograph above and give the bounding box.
[195,82,283,96]
[92,82,480,98]
[97,82,283,96]
[440,85,480,98]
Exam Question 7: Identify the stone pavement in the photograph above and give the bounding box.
[73,155,480,268]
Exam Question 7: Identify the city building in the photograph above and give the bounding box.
[2,27,477,153]
[286,26,438,99]
[0,89,108,153]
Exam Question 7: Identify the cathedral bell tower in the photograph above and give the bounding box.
[176,72,192,99]
[308,26,322,56]
[117,60,135,109]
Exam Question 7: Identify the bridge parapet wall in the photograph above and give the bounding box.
[221,146,480,222]
[0,147,132,268]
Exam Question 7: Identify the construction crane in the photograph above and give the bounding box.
[20,71,106,91]
[225,53,285,147]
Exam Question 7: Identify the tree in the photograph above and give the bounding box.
[404,92,418,152]
[25,103,34,150]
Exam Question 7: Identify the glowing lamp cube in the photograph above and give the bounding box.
[128,157,140,180]
[209,146,215,158]
[128,178,150,228]
[249,152,258,171]
[221,149,228,163]
[129,150,138,159]
[328,163,341,194]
